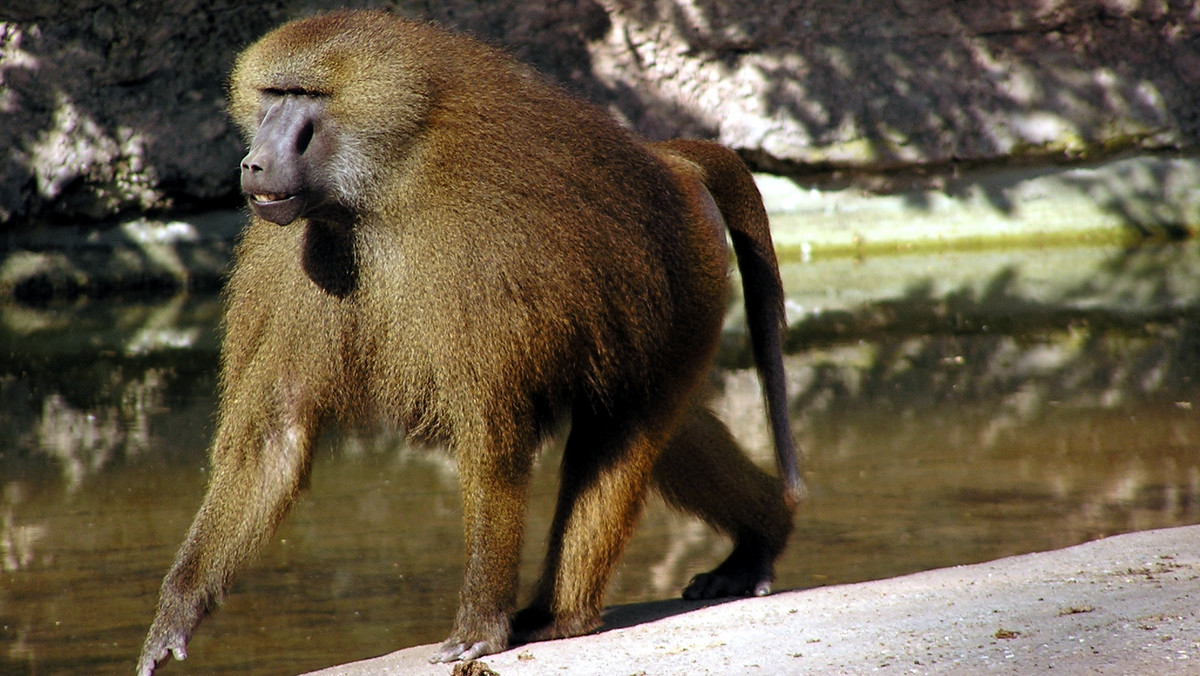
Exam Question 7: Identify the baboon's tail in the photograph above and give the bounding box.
[656,139,805,506]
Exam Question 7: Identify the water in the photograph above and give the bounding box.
[2,241,1199,675]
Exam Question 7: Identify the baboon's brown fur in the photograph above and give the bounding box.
[137,10,801,674]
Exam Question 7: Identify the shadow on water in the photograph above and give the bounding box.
[2,240,1200,675]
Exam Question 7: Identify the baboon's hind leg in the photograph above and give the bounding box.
[513,409,662,642]
[652,405,795,599]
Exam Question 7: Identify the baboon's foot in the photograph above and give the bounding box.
[510,605,601,645]
[683,539,777,599]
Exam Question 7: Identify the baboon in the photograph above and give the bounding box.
[136,10,802,675]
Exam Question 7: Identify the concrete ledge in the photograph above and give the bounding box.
[0,209,243,300]
[758,154,1200,257]
[2,154,1198,302]
[304,525,1200,675]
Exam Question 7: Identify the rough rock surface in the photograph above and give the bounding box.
[303,525,1200,675]
[1,1,1197,225]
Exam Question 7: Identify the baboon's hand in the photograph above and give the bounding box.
[136,635,185,676]
[136,606,198,676]
[430,637,506,663]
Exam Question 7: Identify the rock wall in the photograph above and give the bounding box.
[1,0,1197,225]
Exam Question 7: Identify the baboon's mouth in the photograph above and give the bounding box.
[251,193,295,204]
[247,193,305,226]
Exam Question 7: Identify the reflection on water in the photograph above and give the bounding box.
[2,241,1199,675]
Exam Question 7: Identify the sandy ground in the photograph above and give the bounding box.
[303,525,1200,675]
